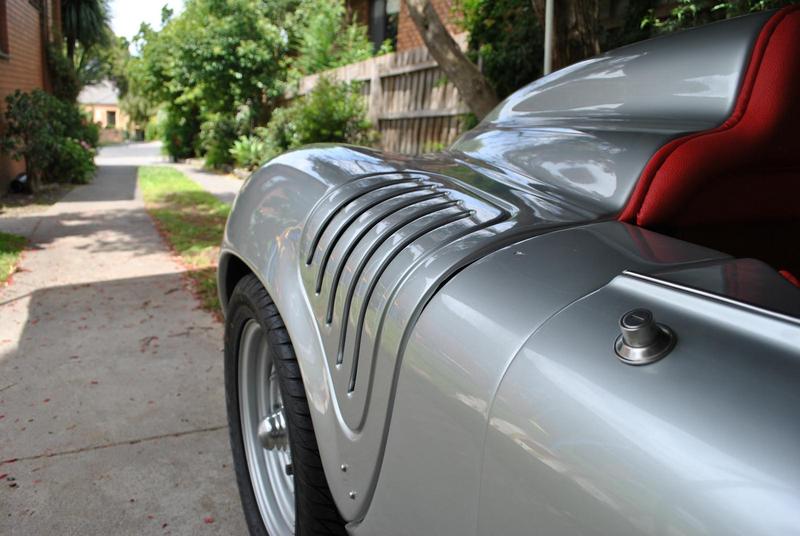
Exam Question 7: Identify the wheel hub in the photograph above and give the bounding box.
[258,409,289,451]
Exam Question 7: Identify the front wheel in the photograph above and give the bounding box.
[225,274,347,536]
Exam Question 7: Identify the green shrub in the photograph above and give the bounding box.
[230,134,270,170]
[230,78,376,169]
[267,78,375,152]
[1,90,98,190]
[2,91,62,189]
[161,103,202,161]
[292,0,374,75]
[47,138,96,184]
[200,114,238,168]
[46,44,81,103]
[144,115,161,141]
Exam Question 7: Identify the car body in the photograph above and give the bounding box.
[220,7,800,535]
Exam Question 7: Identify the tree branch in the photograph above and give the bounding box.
[403,0,498,119]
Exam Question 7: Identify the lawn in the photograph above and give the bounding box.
[138,166,230,313]
[0,231,26,285]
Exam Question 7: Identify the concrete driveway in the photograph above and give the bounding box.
[0,143,247,535]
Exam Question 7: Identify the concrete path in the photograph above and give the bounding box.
[169,162,243,205]
[0,143,247,535]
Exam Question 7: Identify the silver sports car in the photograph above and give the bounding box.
[219,7,800,536]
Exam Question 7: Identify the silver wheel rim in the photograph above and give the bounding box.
[239,320,295,535]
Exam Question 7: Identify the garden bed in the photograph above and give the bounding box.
[138,166,230,314]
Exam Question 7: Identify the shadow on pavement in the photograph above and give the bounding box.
[59,165,138,203]
[0,272,245,533]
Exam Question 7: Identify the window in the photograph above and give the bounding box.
[0,0,9,57]
[106,110,116,128]
[369,0,399,51]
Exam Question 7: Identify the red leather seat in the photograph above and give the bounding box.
[619,6,800,281]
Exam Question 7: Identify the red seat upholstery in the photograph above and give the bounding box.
[619,6,800,281]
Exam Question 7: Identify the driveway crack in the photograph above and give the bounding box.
[1,424,228,465]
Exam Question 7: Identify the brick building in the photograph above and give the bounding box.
[347,0,462,52]
[0,0,62,191]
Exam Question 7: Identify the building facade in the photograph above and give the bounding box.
[78,80,129,144]
[0,0,61,190]
[348,0,461,52]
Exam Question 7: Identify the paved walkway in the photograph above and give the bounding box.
[0,143,247,535]
[169,162,243,205]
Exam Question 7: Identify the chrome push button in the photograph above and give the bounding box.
[615,308,676,365]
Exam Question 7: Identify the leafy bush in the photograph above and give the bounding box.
[1,90,98,190]
[230,78,376,170]
[642,0,799,31]
[144,115,162,141]
[230,134,269,170]
[46,44,81,103]
[162,103,202,161]
[47,138,96,184]
[271,78,375,150]
[199,115,238,168]
[291,0,374,75]
[1,91,55,190]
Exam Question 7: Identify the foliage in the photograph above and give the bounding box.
[457,0,544,99]
[133,0,289,119]
[272,78,375,149]
[230,78,376,169]
[144,114,162,141]
[61,0,112,66]
[0,232,26,285]
[129,0,293,163]
[47,138,96,185]
[1,91,59,190]
[642,0,799,31]
[161,103,203,161]
[127,0,379,165]
[138,166,231,312]
[230,134,269,170]
[46,44,82,102]
[74,35,132,91]
[290,0,374,76]
[121,92,154,130]
[199,115,239,168]
[1,90,98,190]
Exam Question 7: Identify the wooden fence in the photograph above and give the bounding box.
[294,37,470,155]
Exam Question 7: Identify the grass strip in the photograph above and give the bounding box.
[138,166,230,313]
[0,231,26,285]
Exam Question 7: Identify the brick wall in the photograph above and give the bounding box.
[396,0,460,52]
[0,0,53,190]
[348,0,370,26]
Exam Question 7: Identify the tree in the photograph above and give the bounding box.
[61,0,111,67]
[403,0,499,119]
[530,0,601,71]
[127,0,379,163]
[458,0,544,99]
[642,0,799,32]
[290,0,375,75]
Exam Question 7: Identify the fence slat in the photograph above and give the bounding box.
[291,39,471,155]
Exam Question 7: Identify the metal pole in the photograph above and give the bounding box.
[543,0,554,75]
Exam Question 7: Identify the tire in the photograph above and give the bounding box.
[225,274,347,536]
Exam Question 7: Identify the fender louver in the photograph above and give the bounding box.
[301,173,508,400]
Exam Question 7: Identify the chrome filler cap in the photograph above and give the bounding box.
[615,308,676,365]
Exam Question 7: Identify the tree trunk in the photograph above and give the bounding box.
[403,0,499,120]
[532,0,601,71]
[25,158,42,194]
[66,36,76,68]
